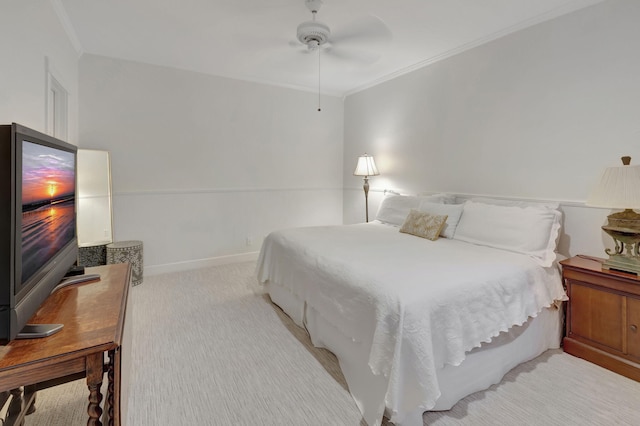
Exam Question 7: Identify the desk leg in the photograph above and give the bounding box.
[87,353,104,426]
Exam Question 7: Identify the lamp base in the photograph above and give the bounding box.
[602,225,640,275]
[602,254,640,275]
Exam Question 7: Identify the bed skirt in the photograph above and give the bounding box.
[265,281,562,426]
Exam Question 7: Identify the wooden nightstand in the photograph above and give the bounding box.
[560,256,640,381]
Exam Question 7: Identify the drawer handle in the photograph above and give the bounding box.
[632,325,638,333]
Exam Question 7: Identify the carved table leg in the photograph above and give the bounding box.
[88,384,103,426]
[107,349,115,426]
[86,353,104,426]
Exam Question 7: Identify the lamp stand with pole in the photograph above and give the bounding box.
[353,154,380,223]
[362,175,371,222]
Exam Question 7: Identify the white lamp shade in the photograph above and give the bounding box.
[353,154,380,177]
[587,164,640,209]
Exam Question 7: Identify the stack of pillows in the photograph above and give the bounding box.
[374,194,562,267]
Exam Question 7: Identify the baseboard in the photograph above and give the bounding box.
[145,252,259,276]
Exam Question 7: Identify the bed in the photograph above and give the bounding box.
[256,194,568,426]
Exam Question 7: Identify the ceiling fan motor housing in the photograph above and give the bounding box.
[297,20,331,48]
[305,0,323,13]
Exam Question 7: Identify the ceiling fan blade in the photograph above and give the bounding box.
[330,14,392,45]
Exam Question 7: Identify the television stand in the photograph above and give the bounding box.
[15,323,64,339]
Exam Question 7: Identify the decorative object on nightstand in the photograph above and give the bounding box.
[560,256,640,381]
[107,240,144,285]
[587,156,640,274]
[353,153,380,222]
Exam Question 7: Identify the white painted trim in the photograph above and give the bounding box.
[345,0,605,97]
[145,251,259,276]
[45,57,69,140]
[100,55,345,98]
[113,186,343,197]
[49,0,84,56]
[344,186,609,209]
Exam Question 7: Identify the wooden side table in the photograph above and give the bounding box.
[560,256,640,381]
[0,263,132,425]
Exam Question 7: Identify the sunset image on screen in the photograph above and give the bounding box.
[22,141,75,207]
[20,140,76,285]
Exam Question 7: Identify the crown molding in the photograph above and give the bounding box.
[50,0,84,56]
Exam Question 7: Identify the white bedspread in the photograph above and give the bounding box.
[256,222,567,424]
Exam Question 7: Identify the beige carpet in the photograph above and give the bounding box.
[23,261,640,425]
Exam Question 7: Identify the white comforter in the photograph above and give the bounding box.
[256,222,567,424]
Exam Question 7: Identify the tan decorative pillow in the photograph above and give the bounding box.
[399,209,448,241]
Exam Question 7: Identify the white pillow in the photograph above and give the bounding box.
[375,195,422,226]
[418,201,464,238]
[453,201,562,266]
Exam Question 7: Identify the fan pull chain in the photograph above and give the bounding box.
[317,46,321,112]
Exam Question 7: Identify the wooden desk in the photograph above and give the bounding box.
[0,263,132,425]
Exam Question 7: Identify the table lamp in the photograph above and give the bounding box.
[587,156,640,274]
[353,153,380,222]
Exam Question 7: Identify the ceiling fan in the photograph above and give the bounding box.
[292,0,392,111]
[293,0,391,63]
[296,0,331,51]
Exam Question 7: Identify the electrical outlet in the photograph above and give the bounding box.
[246,236,253,246]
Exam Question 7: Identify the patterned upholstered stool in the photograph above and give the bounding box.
[106,240,144,285]
[78,244,108,267]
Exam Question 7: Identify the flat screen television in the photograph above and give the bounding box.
[0,123,78,341]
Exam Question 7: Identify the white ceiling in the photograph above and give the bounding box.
[56,0,604,96]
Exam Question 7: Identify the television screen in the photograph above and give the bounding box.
[0,123,78,341]
[19,140,76,294]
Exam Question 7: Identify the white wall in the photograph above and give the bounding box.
[78,54,344,273]
[5,0,633,268]
[0,0,79,143]
[344,0,640,258]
